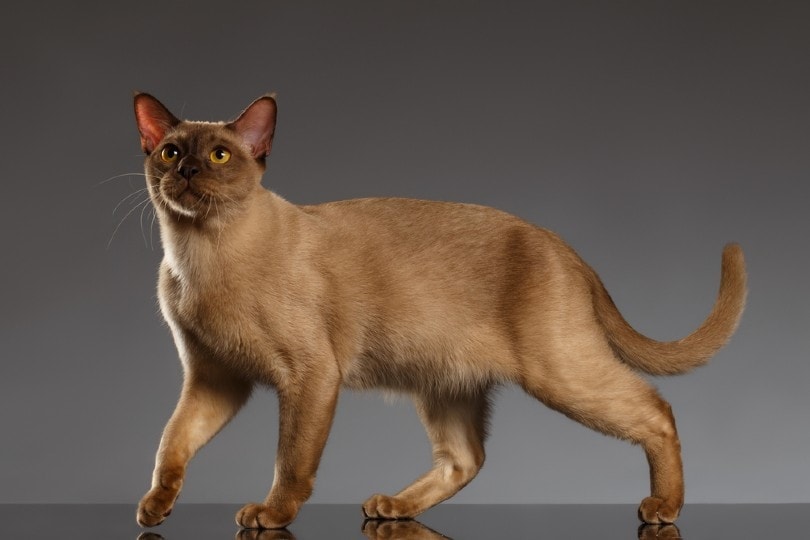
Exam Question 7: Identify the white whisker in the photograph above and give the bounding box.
[214,198,223,252]
[149,206,158,251]
[203,195,214,221]
[112,187,150,215]
[96,172,150,186]
[107,196,152,249]
[139,196,153,248]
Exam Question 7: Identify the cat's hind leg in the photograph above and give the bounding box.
[362,390,490,520]
[520,338,684,524]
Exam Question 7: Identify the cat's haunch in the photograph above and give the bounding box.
[133,93,747,530]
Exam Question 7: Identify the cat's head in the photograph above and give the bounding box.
[133,93,276,222]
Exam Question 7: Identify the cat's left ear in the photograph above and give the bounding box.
[229,94,277,159]
[134,93,180,154]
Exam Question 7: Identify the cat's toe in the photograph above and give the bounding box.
[236,503,294,530]
[638,497,681,524]
[362,494,415,520]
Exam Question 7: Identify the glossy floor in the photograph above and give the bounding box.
[2,504,806,539]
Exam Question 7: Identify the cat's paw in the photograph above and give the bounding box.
[137,487,179,527]
[638,497,681,524]
[362,494,416,520]
[236,503,295,529]
[638,523,682,539]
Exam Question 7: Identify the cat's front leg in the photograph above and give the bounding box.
[236,363,340,530]
[137,362,252,527]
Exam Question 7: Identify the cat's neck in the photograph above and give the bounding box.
[157,188,292,282]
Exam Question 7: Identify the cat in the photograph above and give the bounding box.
[133,93,747,530]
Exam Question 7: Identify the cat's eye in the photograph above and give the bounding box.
[160,144,180,163]
[210,147,231,164]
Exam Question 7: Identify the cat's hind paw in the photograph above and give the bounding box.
[362,494,416,520]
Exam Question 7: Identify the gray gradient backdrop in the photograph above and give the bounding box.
[1,1,808,505]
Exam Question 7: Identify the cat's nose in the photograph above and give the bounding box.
[178,163,200,180]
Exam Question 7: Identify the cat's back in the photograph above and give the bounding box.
[304,196,544,249]
[300,196,580,286]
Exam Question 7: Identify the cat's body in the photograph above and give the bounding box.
[133,94,747,530]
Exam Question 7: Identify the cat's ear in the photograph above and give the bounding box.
[229,94,277,159]
[134,93,180,154]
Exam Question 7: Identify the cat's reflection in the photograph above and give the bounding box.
[236,529,297,540]
[361,520,680,540]
[136,520,451,540]
[138,520,678,540]
[362,519,450,539]
[638,524,682,539]
[137,530,297,540]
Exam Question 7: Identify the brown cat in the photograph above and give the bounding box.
[133,93,747,530]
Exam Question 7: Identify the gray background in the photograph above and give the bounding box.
[1,0,807,506]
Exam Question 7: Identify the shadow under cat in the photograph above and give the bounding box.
[137,519,682,539]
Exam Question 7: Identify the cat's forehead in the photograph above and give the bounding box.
[164,121,245,150]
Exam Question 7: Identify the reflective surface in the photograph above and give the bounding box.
[1,504,806,539]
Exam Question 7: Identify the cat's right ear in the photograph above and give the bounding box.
[134,93,180,154]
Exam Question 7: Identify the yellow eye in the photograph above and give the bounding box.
[210,147,231,164]
[160,144,180,163]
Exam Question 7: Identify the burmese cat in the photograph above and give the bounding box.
[133,93,747,530]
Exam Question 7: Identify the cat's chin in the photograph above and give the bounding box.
[161,190,207,219]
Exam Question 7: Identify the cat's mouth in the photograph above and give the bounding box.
[158,179,209,218]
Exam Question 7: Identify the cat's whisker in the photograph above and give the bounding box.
[186,192,209,225]
[139,195,154,248]
[107,196,152,249]
[149,206,158,251]
[112,187,150,215]
[214,198,223,251]
[96,172,150,186]
[203,194,214,221]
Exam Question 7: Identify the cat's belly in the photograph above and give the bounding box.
[340,325,516,394]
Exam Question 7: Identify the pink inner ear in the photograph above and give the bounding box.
[134,94,179,154]
[231,96,277,159]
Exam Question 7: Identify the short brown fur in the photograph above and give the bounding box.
[133,93,747,529]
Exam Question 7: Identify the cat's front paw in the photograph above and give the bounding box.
[137,487,179,527]
[236,503,295,529]
[362,494,416,520]
[638,497,681,524]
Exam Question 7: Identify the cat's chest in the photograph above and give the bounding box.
[158,262,270,361]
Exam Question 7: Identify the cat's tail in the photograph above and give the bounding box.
[592,243,748,376]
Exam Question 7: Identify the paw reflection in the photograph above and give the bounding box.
[137,533,165,540]
[363,519,451,539]
[137,529,296,540]
[638,523,682,539]
[237,529,297,540]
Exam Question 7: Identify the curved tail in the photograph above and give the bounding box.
[593,243,748,375]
